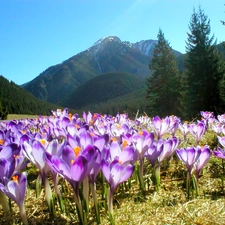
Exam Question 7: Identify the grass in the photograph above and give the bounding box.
[1,155,225,224]
[1,116,225,224]
[6,114,38,120]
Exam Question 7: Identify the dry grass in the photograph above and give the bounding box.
[1,154,225,225]
[6,114,38,121]
[1,118,225,224]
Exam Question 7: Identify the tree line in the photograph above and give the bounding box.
[146,7,225,120]
[0,76,60,119]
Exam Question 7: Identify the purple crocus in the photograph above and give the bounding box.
[145,138,177,191]
[188,121,206,145]
[178,121,190,141]
[176,147,201,198]
[214,136,225,159]
[23,139,64,215]
[195,145,212,181]
[107,140,135,165]
[0,172,28,225]
[45,144,98,224]
[101,159,134,193]
[132,130,154,190]
[151,116,176,139]
[176,147,201,173]
[101,158,134,221]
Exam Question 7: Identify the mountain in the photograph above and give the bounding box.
[60,72,146,109]
[23,36,183,106]
[0,75,60,115]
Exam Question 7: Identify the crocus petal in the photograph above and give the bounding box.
[45,153,72,181]
[218,136,225,148]
[80,131,93,149]
[119,146,134,164]
[158,139,172,163]
[119,164,134,184]
[71,156,88,182]
[214,147,225,159]
[196,146,212,173]
[5,172,27,207]
[32,141,46,170]
[110,141,121,160]
[67,133,79,149]
[110,163,124,188]
[94,134,109,151]
[62,145,76,165]
[101,160,110,181]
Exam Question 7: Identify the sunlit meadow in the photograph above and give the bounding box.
[0,109,225,225]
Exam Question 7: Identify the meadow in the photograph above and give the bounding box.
[0,110,225,225]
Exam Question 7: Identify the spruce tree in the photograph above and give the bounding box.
[146,28,181,117]
[184,7,225,118]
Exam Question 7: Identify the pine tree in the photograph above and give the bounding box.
[146,29,181,117]
[183,7,225,118]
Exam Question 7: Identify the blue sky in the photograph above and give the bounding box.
[0,0,224,85]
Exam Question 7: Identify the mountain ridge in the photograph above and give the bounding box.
[23,36,182,106]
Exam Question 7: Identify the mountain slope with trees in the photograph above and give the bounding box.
[23,36,182,105]
[60,72,146,110]
[0,75,59,116]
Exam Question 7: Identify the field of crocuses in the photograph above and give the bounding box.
[1,109,225,224]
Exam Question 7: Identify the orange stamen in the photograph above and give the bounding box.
[14,154,19,159]
[122,140,128,149]
[0,139,4,145]
[111,137,117,142]
[39,139,47,145]
[69,113,73,121]
[12,175,19,183]
[74,146,81,158]
[75,124,80,129]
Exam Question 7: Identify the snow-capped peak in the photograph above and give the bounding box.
[133,40,157,56]
[88,36,122,57]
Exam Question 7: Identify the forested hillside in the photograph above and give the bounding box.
[0,75,59,115]
[60,72,146,109]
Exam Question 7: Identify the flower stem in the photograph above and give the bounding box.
[154,164,161,191]
[138,158,145,191]
[186,171,191,200]
[0,191,10,214]
[108,187,115,225]
[91,182,100,224]
[19,203,28,225]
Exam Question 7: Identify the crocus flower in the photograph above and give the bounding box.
[214,136,225,159]
[200,111,215,128]
[23,139,62,216]
[151,116,176,139]
[178,121,190,141]
[132,130,154,190]
[188,121,206,145]
[107,140,135,165]
[0,172,28,225]
[195,145,212,181]
[45,144,98,225]
[101,158,134,223]
[176,147,201,199]
[145,138,176,191]
[169,115,180,137]
[217,114,225,124]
